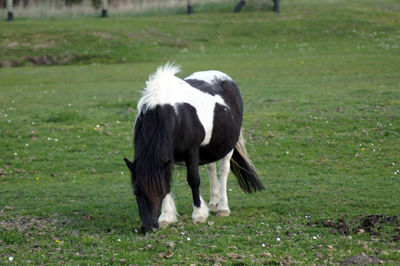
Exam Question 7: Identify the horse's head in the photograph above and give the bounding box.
[124,157,172,233]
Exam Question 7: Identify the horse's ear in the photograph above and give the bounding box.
[124,158,135,172]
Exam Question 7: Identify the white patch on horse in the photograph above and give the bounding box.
[158,193,178,228]
[192,196,209,223]
[185,70,232,84]
[138,63,229,146]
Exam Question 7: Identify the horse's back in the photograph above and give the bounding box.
[136,65,243,165]
[184,72,243,164]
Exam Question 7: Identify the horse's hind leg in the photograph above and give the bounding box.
[207,162,219,212]
[158,193,178,228]
[217,150,233,217]
[186,149,209,223]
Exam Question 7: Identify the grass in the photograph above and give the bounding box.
[1,0,400,264]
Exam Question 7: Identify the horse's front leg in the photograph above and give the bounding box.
[186,149,209,223]
[158,193,179,228]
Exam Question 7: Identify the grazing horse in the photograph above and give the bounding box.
[124,63,264,233]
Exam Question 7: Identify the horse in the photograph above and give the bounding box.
[124,63,264,233]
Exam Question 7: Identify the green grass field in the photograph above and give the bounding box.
[1,0,400,264]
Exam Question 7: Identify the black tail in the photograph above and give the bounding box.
[230,131,265,193]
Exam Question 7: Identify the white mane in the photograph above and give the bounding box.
[137,63,182,112]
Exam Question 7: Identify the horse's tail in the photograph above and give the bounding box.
[230,130,265,193]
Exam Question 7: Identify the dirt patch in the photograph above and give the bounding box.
[308,214,399,241]
[92,31,112,39]
[341,254,382,265]
[320,218,350,235]
[352,214,398,236]
[0,55,72,68]
[0,54,110,68]
[0,215,69,234]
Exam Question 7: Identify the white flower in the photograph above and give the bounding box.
[118,238,121,242]
[276,237,281,242]
[186,237,191,241]
[14,152,17,156]
[25,143,29,146]
[48,137,52,141]
[9,256,14,261]
[262,243,266,247]
[55,138,58,142]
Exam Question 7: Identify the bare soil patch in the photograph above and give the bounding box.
[0,215,69,234]
[341,254,382,265]
[308,214,399,241]
[0,54,110,68]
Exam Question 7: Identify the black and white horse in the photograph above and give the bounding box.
[124,63,264,233]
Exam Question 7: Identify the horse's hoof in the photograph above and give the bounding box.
[217,210,230,216]
[193,216,208,224]
[208,203,218,212]
[158,221,171,228]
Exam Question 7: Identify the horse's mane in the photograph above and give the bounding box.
[133,105,174,204]
[137,62,181,113]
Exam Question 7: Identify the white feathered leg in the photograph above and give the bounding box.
[158,193,178,228]
[207,163,219,212]
[192,195,209,223]
[217,150,233,216]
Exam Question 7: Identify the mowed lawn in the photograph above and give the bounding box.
[1,0,400,264]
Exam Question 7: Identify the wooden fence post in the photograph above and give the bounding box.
[6,0,14,21]
[187,0,193,14]
[274,0,280,13]
[101,0,108,17]
[234,0,246,13]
